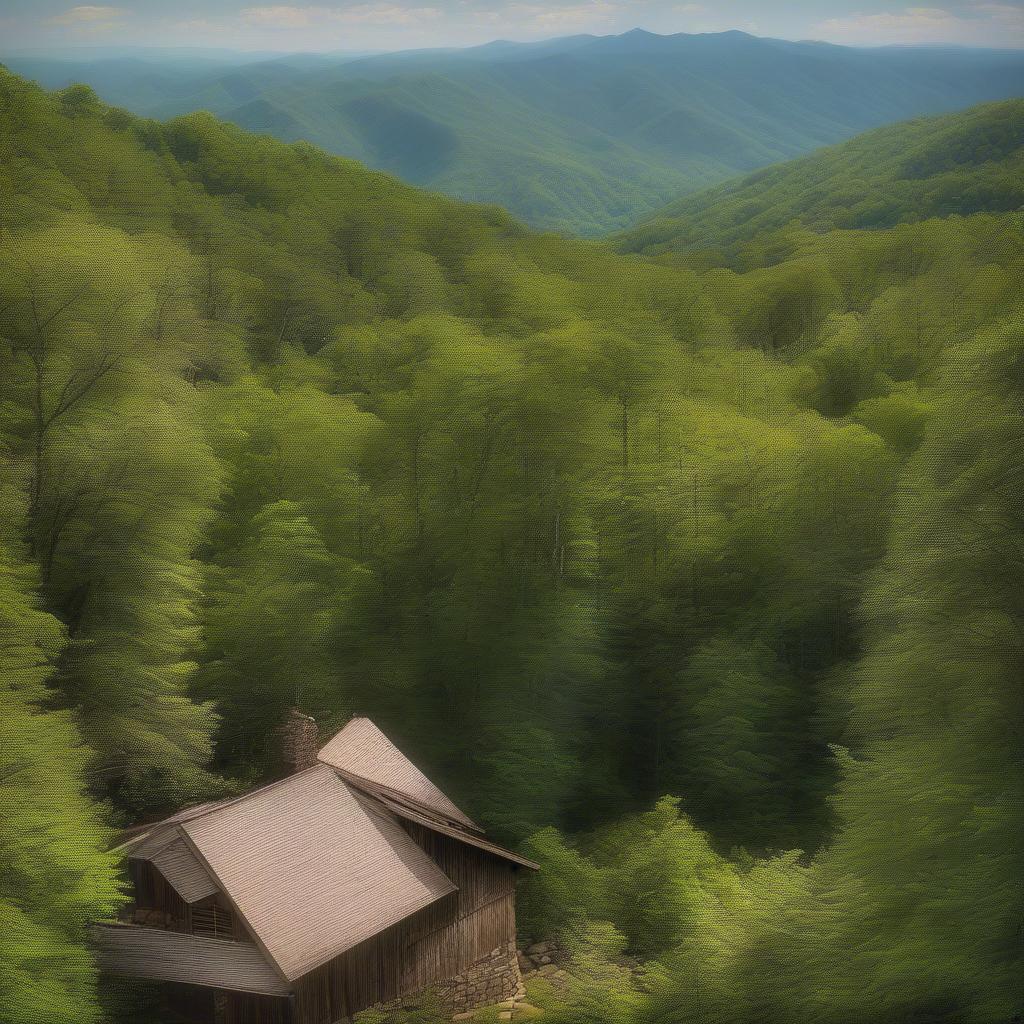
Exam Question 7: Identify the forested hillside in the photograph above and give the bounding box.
[9,31,1024,235]
[617,97,1024,262]
[1,68,1022,1024]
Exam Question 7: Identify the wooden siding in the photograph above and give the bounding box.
[291,830,518,1024]
[129,859,190,930]
[130,860,254,944]
[223,991,292,1024]
[402,823,518,913]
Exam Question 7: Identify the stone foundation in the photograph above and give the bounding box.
[436,941,523,1016]
[370,943,525,1021]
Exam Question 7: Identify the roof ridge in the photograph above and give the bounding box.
[146,763,331,837]
[370,789,539,871]
[327,764,484,833]
[317,718,479,830]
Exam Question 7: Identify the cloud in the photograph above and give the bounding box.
[330,4,444,26]
[492,1,621,32]
[815,4,1024,47]
[241,5,320,27]
[240,3,442,30]
[48,4,126,25]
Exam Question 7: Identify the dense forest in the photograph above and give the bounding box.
[1,68,1022,1024]
[10,31,1024,234]
[617,97,1024,260]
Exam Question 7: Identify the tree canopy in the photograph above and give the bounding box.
[0,67,1021,1023]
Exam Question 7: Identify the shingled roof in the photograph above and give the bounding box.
[317,717,479,831]
[117,717,536,986]
[93,923,290,996]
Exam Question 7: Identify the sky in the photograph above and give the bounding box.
[2,0,1023,52]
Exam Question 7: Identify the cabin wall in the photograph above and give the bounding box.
[222,990,292,1024]
[128,860,246,941]
[292,829,520,1024]
[128,860,190,930]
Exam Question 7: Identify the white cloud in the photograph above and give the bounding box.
[329,4,444,26]
[48,5,126,25]
[242,5,330,27]
[815,4,1024,47]
[240,3,442,30]
[484,1,620,32]
[240,5,317,27]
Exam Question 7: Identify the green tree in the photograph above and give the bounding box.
[799,319,1024,1023]
[197,500,344,771]
[0,478,121,1024]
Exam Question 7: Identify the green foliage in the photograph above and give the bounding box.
[0,478,122,1024]
[791,319,1024,1023]
[540,921,645,1024]
[0,66,1022,1024]
[10,34,1024,235]
[196,500,345,772]
[619,99,1024,262]
[517,829,608,944]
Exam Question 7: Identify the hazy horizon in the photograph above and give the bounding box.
[6,25,1024,61]
[2,1,1023,54]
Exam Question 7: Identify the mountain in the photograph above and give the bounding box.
[615,97,1024,262]
[6,31,1024,235]
[4,64,1024,1024]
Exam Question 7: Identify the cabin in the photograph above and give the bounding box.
[94,715,538,1024]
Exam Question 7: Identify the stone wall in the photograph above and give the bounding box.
[436,941,524,1017]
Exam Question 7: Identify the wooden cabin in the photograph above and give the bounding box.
[94,716,538,1023]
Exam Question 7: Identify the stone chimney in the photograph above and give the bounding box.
[278,709,320,775]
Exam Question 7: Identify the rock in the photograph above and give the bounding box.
[452,1013,475,1020]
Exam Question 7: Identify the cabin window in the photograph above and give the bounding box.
[191,903,234,939]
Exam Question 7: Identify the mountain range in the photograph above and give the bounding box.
[7,29,1024,235]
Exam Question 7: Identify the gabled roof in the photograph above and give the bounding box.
[181,763,456,981]
[112,717,535,987]
[149,836,220,903]
[317,717,479,831]
[124,797,232,860]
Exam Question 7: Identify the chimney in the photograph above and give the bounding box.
[278,709,320,775]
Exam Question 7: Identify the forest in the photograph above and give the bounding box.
[10,31,1024,234]
[0,67,1022,1024]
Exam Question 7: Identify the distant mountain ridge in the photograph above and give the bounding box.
[7,30,1024,235]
